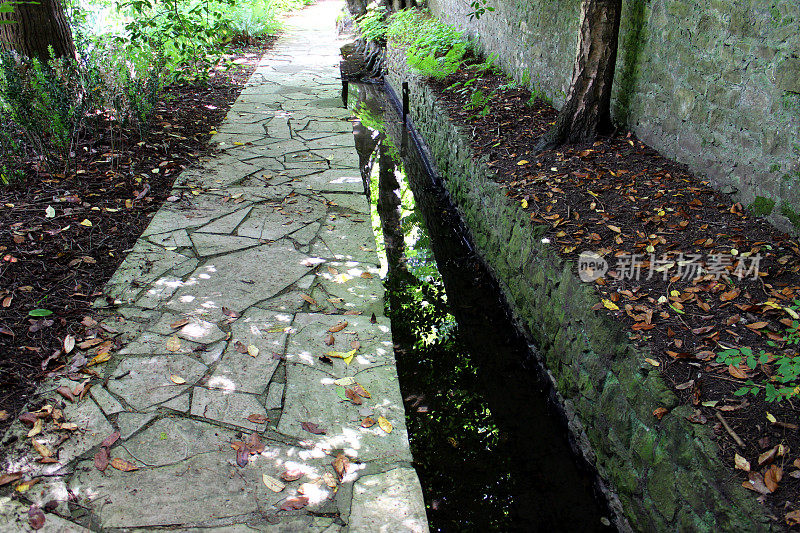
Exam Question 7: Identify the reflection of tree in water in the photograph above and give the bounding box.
[350,84,612,532]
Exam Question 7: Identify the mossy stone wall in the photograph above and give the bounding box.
[385,45,773,532]
[426,0,800,232]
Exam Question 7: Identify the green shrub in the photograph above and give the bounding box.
[387,9,470,79]
[357,2,389,43]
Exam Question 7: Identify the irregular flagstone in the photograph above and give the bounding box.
[296,169,365,193]
[104,241,194,301]
[210,309,292,394]
[108,355,207,411]
[89,385,125,416]
[195,206,253,234]
[286,313,393,370]
[349,468,429,533]
[0,496,87,532]
[146,228,193,248]
[324,192,371,214]
[69,452,259,529]
[190,387,268,432]
[236,202,326,241]
[317,217,381,263]
[166,244,312,315]
[190,232,260,256]
[117,412,158,439]
[311,263,384,316]
[117,416,236,467]
[277,363,412,463]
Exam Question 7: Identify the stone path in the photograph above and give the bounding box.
[0,1,428,530]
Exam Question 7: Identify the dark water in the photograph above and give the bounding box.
[348,83,615,532]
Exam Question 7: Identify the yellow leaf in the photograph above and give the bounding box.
[88,352,111,366]
[766,412,777,424]
[646,244,655,253]
[602,299,619,311]
[517,160,528,166]
[170,375,186,385]
[31,439,52,458]
[233,141,244,146]
[377,416,393,434]
[15,478,39,493]
[607,224,621,233]
[247,344,259,357]
[644,358,660,367]
[786,307,799,320]
[262,474,285,492]
[521,199,528,209]
[166,336,181,352]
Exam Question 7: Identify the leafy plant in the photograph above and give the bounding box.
[717,300,800,402]
[467,0,494,21]
[356,2,388,43]
[388,10,470,79]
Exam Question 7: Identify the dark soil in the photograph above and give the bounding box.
[0,37,276,439]
[422,60,800,528]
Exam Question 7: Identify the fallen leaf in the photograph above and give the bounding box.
[31,440,53,458]
[333,452,350,480]
[235,340,248,354]
[602,299,619,311]
[652,407,668,420]
[236,445,249,467]
[720,288,741,302]
[166,336,181,352]
[15,478,39,493]
[728,364,747,379]
[88,352,111,366]
[352,383,371,398]
[301,421,326,435]
[345,388,363,405]
[245,432,264,454]
[45,205,55,218]
[765,464,782,492]
[94,447,110,471]
[56,386,76,403]
[280,496,309,511]
[63,335,75,354]
[80,219,92,227]
[170,375,187,385]
[328,321,348,333]
[18,412,36,427]
[746,321,769,331]
[262,474,286,492]
[300,294,317,306]
[109,458,139,472]
[0,472,22,486]
[734,453,751,472]
[222,306,240,318]
[786,510,800,527]
[360,272,373,279]
[246,413,268,424]
[361,417,376,428]
[322,472,337,488]
[247,344,259,357]
[324,334,335,346]
[377,416,393,433]
[100,431,121,448]
[743,471,771,495]
[759,447,778,467]
[170,318,190,329]
[28,504,45,530]
[27,418,43,438]
[281,469,304,482]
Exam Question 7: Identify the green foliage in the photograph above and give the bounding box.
[467,0,494,21]
[0,50,101,170]
[356,2,388,43]
[387,9,469,79]
[717,300,800,403]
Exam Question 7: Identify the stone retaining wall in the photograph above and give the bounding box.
[385,45,772,532]
[426,0,800,233]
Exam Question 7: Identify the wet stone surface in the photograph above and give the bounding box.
[0,2,427,531]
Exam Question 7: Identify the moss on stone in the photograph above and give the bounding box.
[748,196,776,216]
[781,203,800,229]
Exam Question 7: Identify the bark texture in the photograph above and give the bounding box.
[537,0,622,150]
[0,0,76,61]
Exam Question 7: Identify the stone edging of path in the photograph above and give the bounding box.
[385,44,770,532]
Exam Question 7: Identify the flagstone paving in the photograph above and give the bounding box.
[0,1,428,531]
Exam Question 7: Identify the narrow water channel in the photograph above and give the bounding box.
[348,83,616,532]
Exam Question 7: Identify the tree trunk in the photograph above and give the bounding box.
[537,0,622,151]
[0,0,76,61]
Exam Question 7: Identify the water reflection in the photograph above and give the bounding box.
[350,84,614,532]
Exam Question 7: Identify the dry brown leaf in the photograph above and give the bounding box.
[345,388,363,405]
[280,496,309,511]
[758,447,778,467]
[360,272,373,278]
[27,418,43,438]
[0,472,22,486]
[328,321,348,333]
[361,417,376,428]
[728,364,747,379]
[322,472,337,488]
[352,383,370,398]
[63,335,75,354]
[786,509,800,527]
[170,318,190,329]
[652,407,668,420]
[300,294,317,306]
[100,431,120,448]
[109,458,139,472]
[301,421,326,435]
[324,334,335,346]
[333,452,350,480]
[765,465,782,492]
[56,386,76,403]
[28,504,45,530]
[94,447,110,471]
[743,471,771,495]
[281,469,304,482]
[246,413,268,424]
[170,375,187,385]
[746,321,769,330]
[720,288,741,302]
[222,306,240,318]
